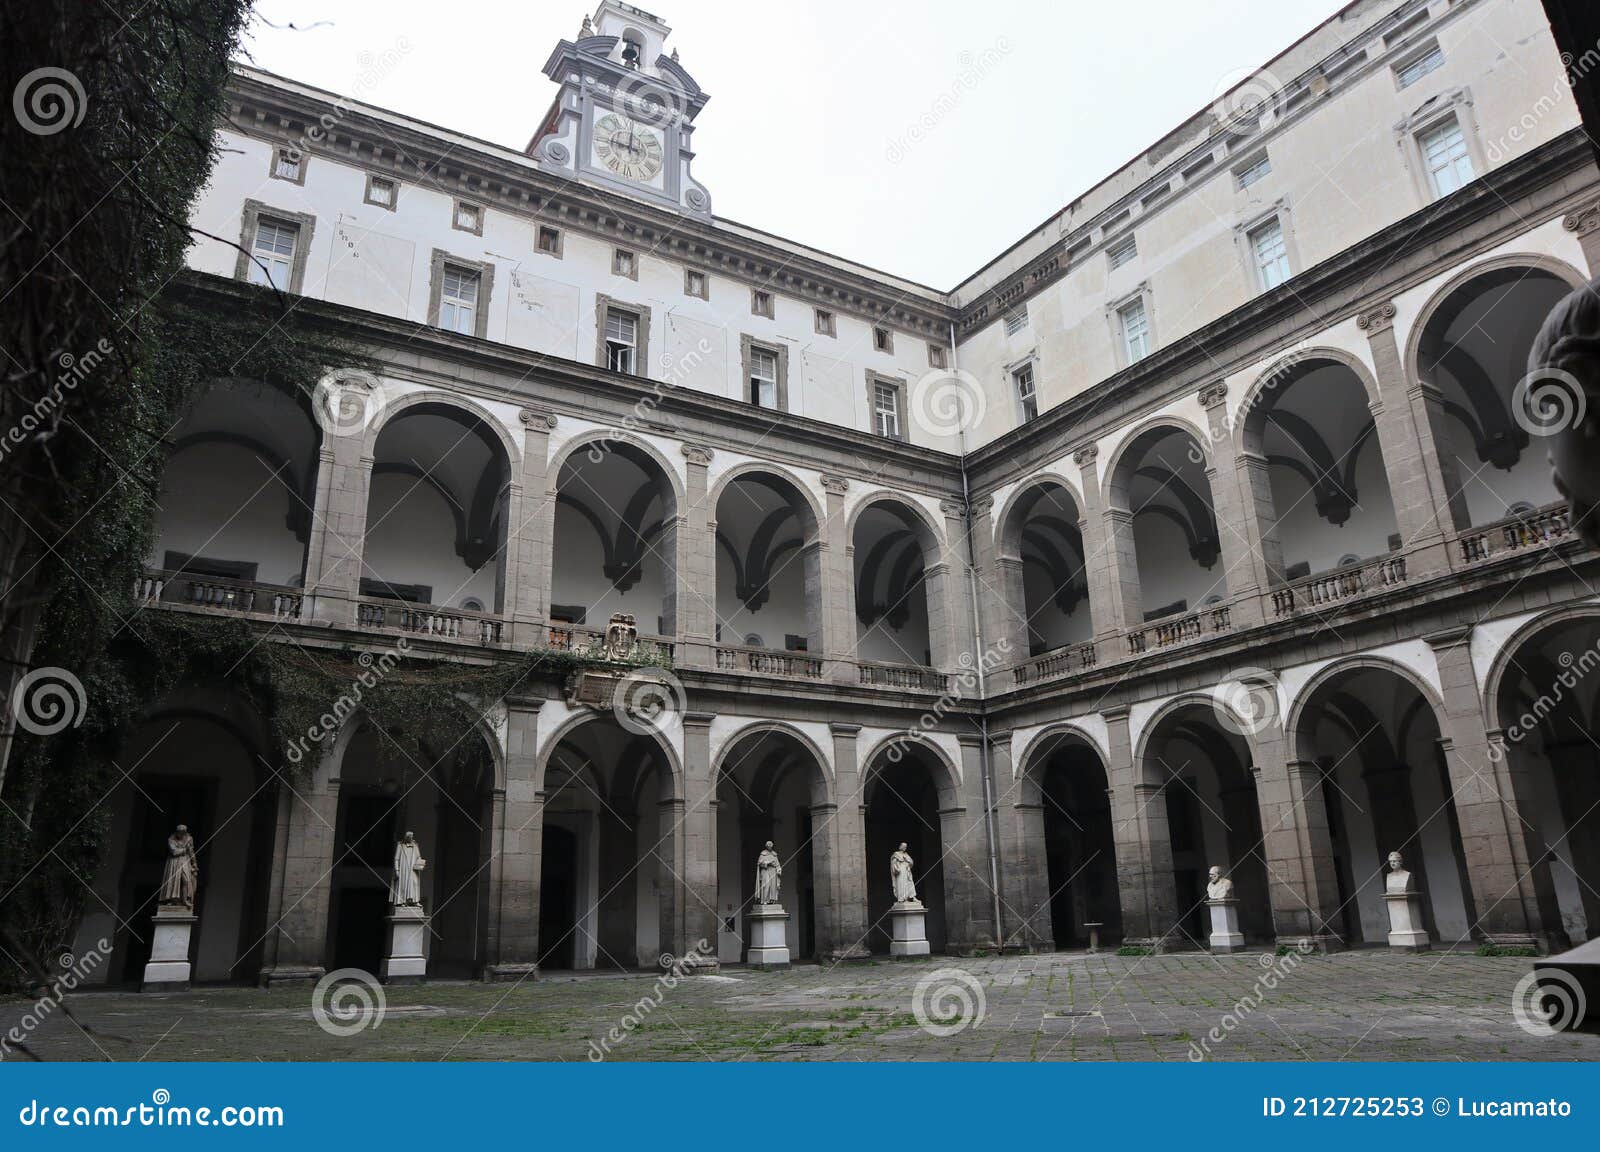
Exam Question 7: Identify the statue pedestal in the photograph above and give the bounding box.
[142,907,197,992]
[1385,889,1430,952]
[381,904,428,983]
[889,900,931,958]
[1207,898,1246,954]
[746,904,791,967]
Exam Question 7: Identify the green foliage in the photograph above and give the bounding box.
[1475,943,1539,958]
[1116,945,1153,957]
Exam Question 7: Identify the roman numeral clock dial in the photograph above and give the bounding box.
[593,112,665,183]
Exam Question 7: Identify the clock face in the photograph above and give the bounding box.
[592,112,665,183]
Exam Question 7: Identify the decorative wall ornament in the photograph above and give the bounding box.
[1563,203,1600,237]
[519,406,558,430]
[1073,443,1099,467]
[821,474,849,495]
[681,443,714,465]
[1356,301,1397,333]
[1198,381,1229,408]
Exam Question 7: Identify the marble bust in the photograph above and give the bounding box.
[890,842,918,903]
[390,831,427,907]
[1205,865,1234,901]
[1384,850,1415,895]
[158,825,198,909]
[1529,274,1600,547]
[754,840,782,905]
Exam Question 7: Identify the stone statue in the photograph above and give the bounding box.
[890,842,918,904]
[1529,274,1600,547]
[390,831,427,907]
[1205,865,1234,901]
[754,840,782,905]
[1384,850,1415,895]
[158,825,198,909]
[601,612,638,661]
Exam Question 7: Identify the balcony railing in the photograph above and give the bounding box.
[134,570,302,620]
[1013,640,1097,686]
[547,623,674,665]
[1459,503,1570,564]
[1270,554,1408,618]
[356,598,504,645]
[1128,602,1233,654]
[714,644,823,678]
[858,660,949,693]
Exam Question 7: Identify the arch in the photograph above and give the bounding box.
[1234,346,1384,451]
[993,473,1083,558]
[844,490,945,551]
[713,721,834,805]
[533,710,684,801]
[1133,692,1263,786]
[363,387,521,469]
[1284,654,1447,747]
[548,428,687,507]
[708,462,826,533]
[1015,722,1108,805]
[1104,414,1215,501]
[313,703,507,794]
[1480,603,1600,726]
[859,732,962,809]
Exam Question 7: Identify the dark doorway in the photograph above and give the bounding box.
[539,825,578,970]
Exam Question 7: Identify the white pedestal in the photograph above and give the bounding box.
[142,908,196,991]
[1385,890,1430,952]
[746,904,791,967]
[1207,898,1246,954]
[889,900,931,958]
[381,904,428,983]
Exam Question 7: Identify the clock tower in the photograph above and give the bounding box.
[530,3,713,216]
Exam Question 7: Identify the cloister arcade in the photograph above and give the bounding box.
[1014,730,1121,949]
[862,741,956,955]
[713,470,821,657]
[851,498,939,668]
[995,480,1092,658]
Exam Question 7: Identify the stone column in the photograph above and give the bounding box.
[1564,202,1600,275]
[301,432,369,625]
[507,408,556,646]
[1358,301,1465,569]
[995,734,1050,948]
[1427,627,1545,947]
[485,696,543,979]
[939,499,980,689]
[820,475,857,682]
[945,734,999,951]
[259,758,340,985]
[969,495,1023,681]
[1199,382,1265,627]
[826,722,871,959]
[1104,706,1178,948]
[1076,444,1133,659]
[676,445,715,667]
[678,712,720,967]
[653,795,685,966]
[1253,731,1344,948]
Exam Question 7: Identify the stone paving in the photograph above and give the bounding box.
[2,950,1594,1062]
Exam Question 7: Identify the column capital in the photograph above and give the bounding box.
[1197,381,1228,409]
[682,711,716,728]
[821,474,849,495]
[1355,301,1397,334]
[939,499,967,520]
[1423,624,1473,651]
[504,694,545,713]
[1073,442,1099,467]
[1101,704,1130,722]
[518,406,557,430]
[1563,201,1600,237]
[829,722,861,736]
[681,443,714,466]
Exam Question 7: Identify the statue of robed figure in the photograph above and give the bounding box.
[754,840,782,905]
[390,831,427,907]
[158,825,198,909]
[890,842,918,904]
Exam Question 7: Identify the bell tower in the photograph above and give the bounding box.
[530,3,713,216]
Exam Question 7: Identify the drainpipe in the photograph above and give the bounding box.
[949,320,1007,952]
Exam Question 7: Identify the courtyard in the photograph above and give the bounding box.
[4,950,1593,1063]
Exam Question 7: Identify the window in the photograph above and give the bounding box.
[1248,217,1291,290]
[1014,363,1038,422]
[1395,44,1444,89]
[439,265,480,335]
[604,307,638,373]
[536,225,562,256]
[248,218,298,290]
[1119,297,1150,362]
[453,200,483,234]
[272,148,303,183]
[752,288,774,318]
[613,248,637,278]
[872,380,903,440]
[1107,235,1137,270]
[1419,116,1474,197]
[364,174,396,209]
[814,308,836,337]
[1004,306,1028,336]
[748,345,778,407]
[1234,152,1272,189]
[684,268,708,299]
[873,326,893,353]
[928,344,948,369]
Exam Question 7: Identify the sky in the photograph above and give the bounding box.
[242,0,1350,287]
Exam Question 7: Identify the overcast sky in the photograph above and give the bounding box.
[243,0,1348,287]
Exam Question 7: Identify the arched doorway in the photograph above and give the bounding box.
[996,480,1092,660]
[852,498,941,670]
[1293,664,1474,945]
[537,717,678,970]
[1491,613,1600,947]
[713,727,830,962]
[1019,730,1120,948]
[862,741,956,953]
[714,471,822,664]
[1140,702,1272,945]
